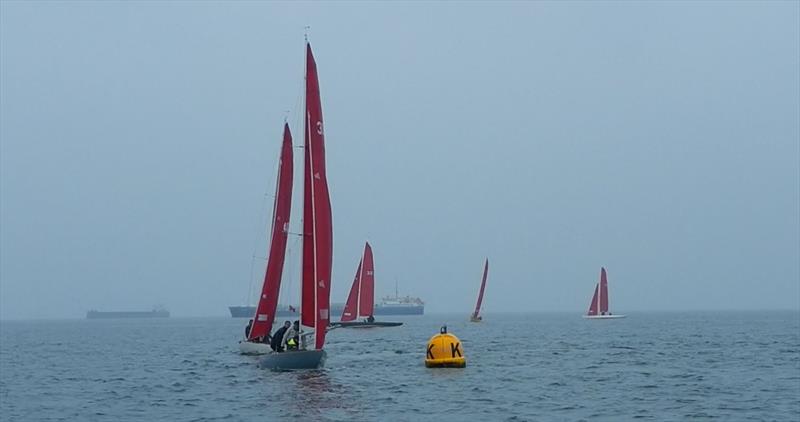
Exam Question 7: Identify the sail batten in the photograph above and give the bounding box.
[248,124,293,341]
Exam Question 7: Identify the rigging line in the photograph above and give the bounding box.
[244,125,284,306]
[246,254,257,306]
[298,34,308,340]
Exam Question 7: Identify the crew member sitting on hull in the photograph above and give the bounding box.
[270,321,291,352]
[283,321,301,351]
[366,315,375,323]
[244,319,253,338]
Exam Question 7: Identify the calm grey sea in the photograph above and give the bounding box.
[1,312,798,421]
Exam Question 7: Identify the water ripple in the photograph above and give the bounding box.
[1,312,799,421]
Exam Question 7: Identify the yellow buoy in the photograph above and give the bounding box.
[425,325,466,368]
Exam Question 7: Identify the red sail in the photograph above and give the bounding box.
[587,283,599,316]
[359,242,375,317]
[472,259,489,319]
[599,267,609,314]
[340,259,362,322]
[300,43,333,350]
[249,124,293,340]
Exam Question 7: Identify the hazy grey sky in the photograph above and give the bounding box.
[1,1,798,319]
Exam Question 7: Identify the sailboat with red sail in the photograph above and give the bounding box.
[239,123,293,355]
[259,41,333,370]
[334,242,402,328]
[583,267,626,319]
[469,259,489,322]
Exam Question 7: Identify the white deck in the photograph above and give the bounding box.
[583,314,626,319]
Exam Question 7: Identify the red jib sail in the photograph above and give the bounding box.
[359,242,375,317]
[340,259,362,322]
[249,124,294,340]
[587,283,600,316]
[472,259,489,319]
[300,42,333,350]
[599,267,609,314]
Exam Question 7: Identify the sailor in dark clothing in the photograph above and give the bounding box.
[366,315,375,323]
[270,321,292,352]
[245,319,253,338]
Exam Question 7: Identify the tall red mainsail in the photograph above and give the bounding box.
[248,124,293,340]
[472,259,489,319]
[599,267,609,314]
[300,42,333,350]
[359,242,375,317]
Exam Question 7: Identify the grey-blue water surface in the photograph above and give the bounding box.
[1,312,798,421]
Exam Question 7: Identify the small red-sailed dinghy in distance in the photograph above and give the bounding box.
[469,259,489,322]
[583,267,626,319]
[332,242,402,328]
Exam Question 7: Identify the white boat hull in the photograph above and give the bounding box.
[238,340,272,355]
[583,314,626,319]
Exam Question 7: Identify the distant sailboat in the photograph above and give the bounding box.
[334,242,402,328]
[583,267,626,319]
[239,123,294,355]
[260,41,333,370]
[470,259,489,322]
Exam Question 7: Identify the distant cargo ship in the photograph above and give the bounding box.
[86,307,170,319]
[229,295,424,318]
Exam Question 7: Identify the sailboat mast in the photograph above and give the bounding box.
[297,35,307,338]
